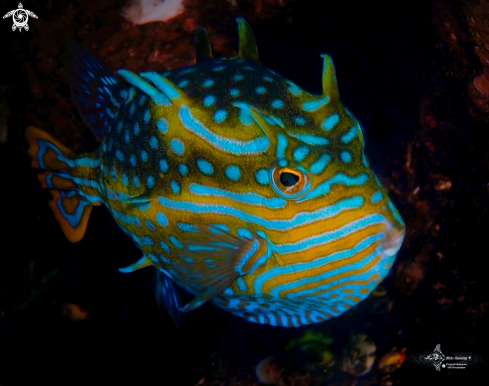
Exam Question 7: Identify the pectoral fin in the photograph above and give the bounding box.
[172,226,267,312]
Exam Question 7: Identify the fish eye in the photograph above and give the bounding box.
[270,163,309,199]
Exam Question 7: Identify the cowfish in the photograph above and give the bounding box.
[26,19,405,327]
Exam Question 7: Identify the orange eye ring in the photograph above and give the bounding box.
[270,162,309,199]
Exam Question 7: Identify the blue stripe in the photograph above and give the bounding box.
[189,183,287,209]
[140,72,180,99]
[293,145,310,161]
[74,157,100,168]
[321,114,340,131]
[283,246,384,298]
[341,126,357,143]
[178,105,270,155]
[276,133,288,159]
[188,245,219,252]
[310,154,330,174]
[249,242,272,273]
[255,234,381,294]
[273,213,385,255]
[237,228,252,239]
[298,173,368,202]
[235,239,259,274]
[287,133,329,146]
[157,195,363,231]
[302,96,330,112]
[116,70,170,106]
[287,81,302,95]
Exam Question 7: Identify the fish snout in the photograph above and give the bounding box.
[380,226,405,257]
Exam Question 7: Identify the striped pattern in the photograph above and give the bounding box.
[29,19,405,327]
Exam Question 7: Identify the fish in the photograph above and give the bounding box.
[26,19,405,327]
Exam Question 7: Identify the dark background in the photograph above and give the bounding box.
[1,0,488,385]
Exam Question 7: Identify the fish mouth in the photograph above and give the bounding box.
[381,227,405,257]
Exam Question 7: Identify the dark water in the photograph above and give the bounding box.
[1,0,488,384]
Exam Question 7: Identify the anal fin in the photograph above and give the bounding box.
[155,269,182,327]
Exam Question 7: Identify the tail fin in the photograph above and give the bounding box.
[26,126,102,243]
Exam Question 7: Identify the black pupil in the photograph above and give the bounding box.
[280,172,299,187]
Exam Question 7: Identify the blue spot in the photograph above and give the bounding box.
[170,181,180,194]
[213,65,226,72]
[203,79,214,87]
[160,240,170,252]
[276,133,288,159]
[302,96,330,112]
[371,191,383,203]
[211,224,229,233]
[133,175,140,187]
[294,117,306,126]
[263,76,273,82]
[159,159,168,173]
[142,236,154,246]
[322,114,340,131]
[147,175,155,188]
[139,95,146,106]
[117,121,123,133]
[237,277,247,292]
[214,110,227,123]
[341,126,357,144]
[141,150,148,162]
[310,154,330,174]
[178,80,189,87]
[203,95,215,107]
[271,99,284,109]
[238,109,253,125]
[150,136,158,149]
[233,74,244,81]
[156,212,168,226]
[182,257,193,263]
[278,159,287,167]
[124,130,130,143]
[110,168,117,181]
[129,103,136,116]
[287,81,302,95]
[169,236,183,248]
[255,86,266,94]
[122,174,128,187]
[145,220,155,231]
[341,151,352,163]
[197,159,213,175]
[178,164,188,176]
[170,138,184,155]
[157,117,168,133]
[144,109,150,124]
[177,223,196,232]
[255,169,269,185]
[115,150,124,161]
[237,228,252,239]
[293,146,310,161]
[230,88,240,97]
[225,165,240,181]
[134,122,139,136]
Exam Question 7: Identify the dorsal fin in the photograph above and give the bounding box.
[237,18,259,62]
[65,37,126,140]
[192,27,212,62]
